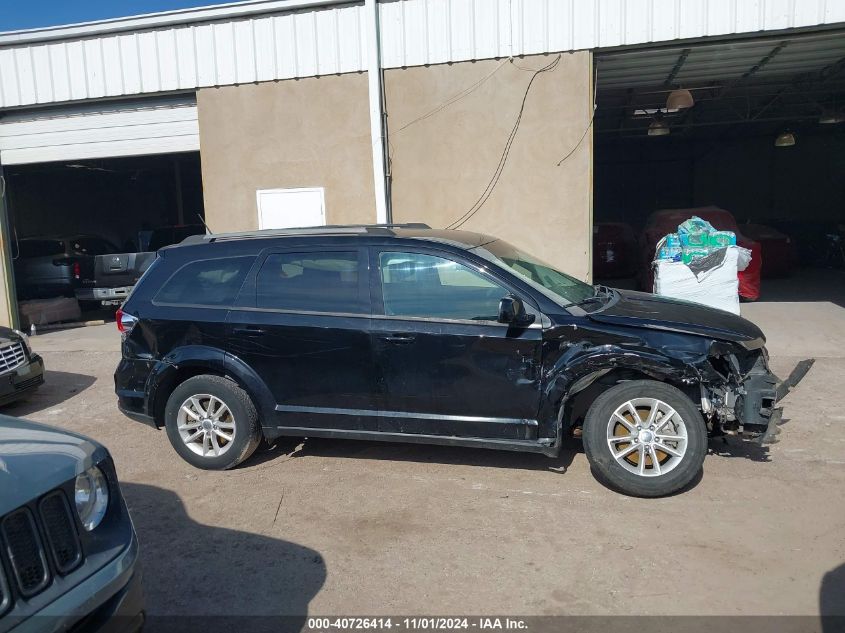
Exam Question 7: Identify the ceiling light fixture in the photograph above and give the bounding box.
[819,111,845,125]
[648,117,670,137]
[666,89,695,111]
[774,131,796,147]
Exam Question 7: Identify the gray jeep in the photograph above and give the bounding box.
[0,415,143,632]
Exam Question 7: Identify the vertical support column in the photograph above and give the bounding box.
[365,0,390,224]
[0,166,19,328]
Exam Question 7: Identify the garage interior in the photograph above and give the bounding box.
[6,153,203,247]
[3,151,204,315]
[592,28,845,302]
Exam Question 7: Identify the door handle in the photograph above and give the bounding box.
[379,333,416,344]
[233,326,266,336]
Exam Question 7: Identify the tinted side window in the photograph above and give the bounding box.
[379,252,506,321]
[155,256,254,306]
[257,251,362,313]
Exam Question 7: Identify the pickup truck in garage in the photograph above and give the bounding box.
[79,225,205,307]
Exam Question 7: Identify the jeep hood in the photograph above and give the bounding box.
[588,289,764,344]
[0,415,108,515]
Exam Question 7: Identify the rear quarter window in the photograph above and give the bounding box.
[154,256,255,307]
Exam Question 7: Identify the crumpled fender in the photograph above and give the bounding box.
[537,336,709,434]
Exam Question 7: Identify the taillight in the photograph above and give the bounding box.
[115,308,138,334]
[72,261,81,279]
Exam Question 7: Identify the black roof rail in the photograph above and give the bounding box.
[178,223,432,245]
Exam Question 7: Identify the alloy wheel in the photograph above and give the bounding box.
[176,394,237,458]
[605,398,688,477]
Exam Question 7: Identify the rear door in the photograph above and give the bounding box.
[370,247,543,441]
[226,246,378,431]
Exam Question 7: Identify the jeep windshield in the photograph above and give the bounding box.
[471,239,601,309]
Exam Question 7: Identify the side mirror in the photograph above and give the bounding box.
[498,295,535,326]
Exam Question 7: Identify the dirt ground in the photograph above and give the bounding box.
[10,298,845,622]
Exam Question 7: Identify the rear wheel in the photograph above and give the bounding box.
[582,380,706,497]
[164,375,261,470]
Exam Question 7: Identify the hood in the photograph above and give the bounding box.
[0,415,108,515]
[589,289,764,344]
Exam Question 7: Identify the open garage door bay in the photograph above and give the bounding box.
[592,29,845,308]
[0,96,199,165]
[0,95,204,329]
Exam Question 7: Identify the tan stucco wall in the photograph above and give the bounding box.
[197,53,594,280]
[385,52,594,281]
[197,73,376,232]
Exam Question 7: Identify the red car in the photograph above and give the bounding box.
[593,222,637,279]
[740,223,793,278]
[639,206,762,301]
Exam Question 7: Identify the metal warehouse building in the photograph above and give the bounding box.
[0,0,843,328]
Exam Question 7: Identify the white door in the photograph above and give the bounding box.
[0,96,199,165]
[256,187,326,229]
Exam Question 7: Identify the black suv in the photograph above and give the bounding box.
[114,224,810,497]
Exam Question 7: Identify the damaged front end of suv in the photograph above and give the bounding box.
[699,340,814,445]
[556,289,816,456]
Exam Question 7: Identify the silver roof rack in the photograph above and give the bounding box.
[180,223,432,245]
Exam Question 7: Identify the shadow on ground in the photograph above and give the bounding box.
[820,562,845,632]
[1,370,96,417]
[121,482,325,632]
[247,436,580,475]
[707,435,771,462]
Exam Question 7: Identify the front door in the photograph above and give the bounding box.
[370,248,543,441]
[226,247,379,431]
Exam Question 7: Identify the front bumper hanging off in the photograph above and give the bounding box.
[755,358,815,445]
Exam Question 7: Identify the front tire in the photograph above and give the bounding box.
[164,375,262,470]
[582,380,707,497]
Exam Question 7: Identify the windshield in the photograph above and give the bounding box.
[471,239,597,307]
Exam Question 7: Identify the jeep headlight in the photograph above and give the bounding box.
[12,329,31,354]
[74,466,109,531]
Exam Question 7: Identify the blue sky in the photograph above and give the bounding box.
[0,1,236,31]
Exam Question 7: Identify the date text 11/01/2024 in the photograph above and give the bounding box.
[307,618,529,630]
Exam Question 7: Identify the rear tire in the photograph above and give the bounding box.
[582,380,707,497]
[164,375,262,470]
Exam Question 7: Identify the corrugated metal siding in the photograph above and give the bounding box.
[0,97,199,164]
[378,0,845,68]
[0,3,367,109]
[0,0,843,109]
